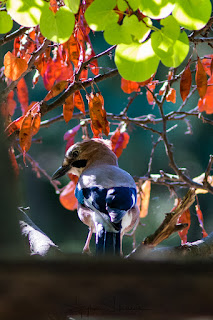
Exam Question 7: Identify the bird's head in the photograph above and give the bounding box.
[52,138,118,180]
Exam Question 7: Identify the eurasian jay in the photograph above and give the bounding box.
[52,139,139,255]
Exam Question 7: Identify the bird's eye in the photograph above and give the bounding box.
[72,150,79,158]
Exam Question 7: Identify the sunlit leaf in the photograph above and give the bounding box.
[173,0,212,30]
[64,0,80,14]
[4,51,28,81]
[115,39,160,82]
[137,180,151,218]
[6,0,48,27]
[40,5,75,43]
[0,11,13,33]
[85,0,118,31]
[139,0,175,19]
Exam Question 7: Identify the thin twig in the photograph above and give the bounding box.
[0,26,29,46]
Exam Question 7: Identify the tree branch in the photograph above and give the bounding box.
[0,26,29,46]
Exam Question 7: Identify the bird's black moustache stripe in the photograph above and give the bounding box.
[72,159,87,168]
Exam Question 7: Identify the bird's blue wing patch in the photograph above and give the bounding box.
[106,187,136,223]
[75,185,136,224]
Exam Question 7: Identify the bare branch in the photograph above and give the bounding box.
[0,26,29,46]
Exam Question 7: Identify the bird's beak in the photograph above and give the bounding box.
[52,165,70,180]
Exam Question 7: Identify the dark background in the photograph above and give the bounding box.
[1,26,213,256]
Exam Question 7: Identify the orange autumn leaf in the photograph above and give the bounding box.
[44,80,68,101]
[4,51,28,81]
[121,78,140,94]
[137,180,151,218]
[5,115,25,136]
[67,34,80,69]
[197,76,213,114]
[59,180,78,211]
[49,0,58,13]
[19,112,33,161]
[17,78,29,114]
[177,207,191,245]
[110,128,130,158]
[74,90,85,114]
[196,57,207,99]
[63,94,74,123]
[87,92,110,137]
[166,87,176,103]
[201,54,213,76]
[146,82,156,105]
[31,113,41,136]
[180,65,192,101]
[195,204,208,238]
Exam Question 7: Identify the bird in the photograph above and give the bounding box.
[52,138,139,255]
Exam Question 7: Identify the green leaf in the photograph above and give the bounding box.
[151,15,180,59]
[0,11,13,33]
[104,22,132,45]
[161,31,189,67]
[122,15,152,43]
[172,0,212,30]
[85,0,118,31]
[115,39,160,81]
[117,0,127,11]
[64,0,80,14]
[40,6,75,44]
[128,0,140,11]
[139,0,175,19]
[6,0,48,27]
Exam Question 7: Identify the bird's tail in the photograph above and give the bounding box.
[96,224,121,255]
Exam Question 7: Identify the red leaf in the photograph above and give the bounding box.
[19,112,34,163]
[166,87,176,103]
[63,94,74,123]
[201,54,213,76]
[31,113,41,136]
[74,91,85,114]
[110,128,130,158]
[197,76,213,114]
[64,124,81,152]
[49,0,58,13]
[196,57,207,99]
[87,92,110,137]
[17,78,29,114]
[59,180,78,211]
[177,207,191,245]
[195,204,208,238]
[121,78,140,94]
[5,115,25,136]
[180,65,192,101]
[146,82,156,105]
[44,80,68,101]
